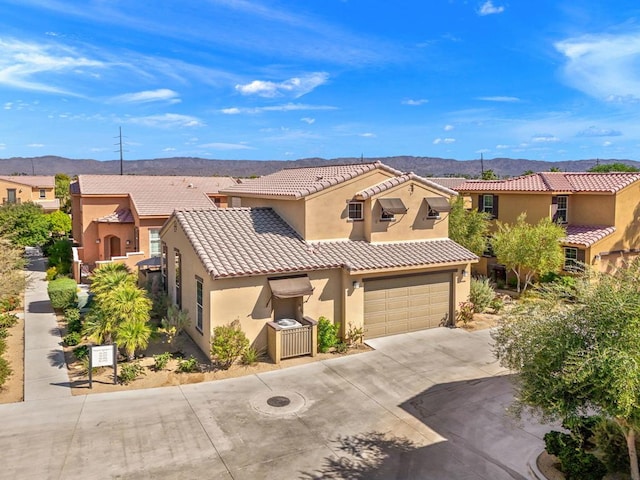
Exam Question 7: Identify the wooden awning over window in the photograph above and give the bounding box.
[268,275,314,299]
[378,198,408,215]
[425,197,452,213]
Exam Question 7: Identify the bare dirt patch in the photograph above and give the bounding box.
[0,310,25,404]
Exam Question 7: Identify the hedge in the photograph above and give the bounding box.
[47,277,78,309]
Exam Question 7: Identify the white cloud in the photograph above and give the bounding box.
[602,141,613,147]
[301,117,315,124]
[478,1,505,16]
[4,102,12,110]
[163,147,176,152]
[220,103,337,114]
[532,135,560,143]
[577,126,623,137]
[111,89,180,104]
[496,144,509,149]
[0,143,5,150]
[125,113,204,128]
[402,98,428,106]
[360,133,375,138]
[199,142,255,150]
[477,96,520,102]
[444,124,454,131]
[433,137,456,144]
[0,38,106,95]
[27,143,44,148]
[235,72,329,98]
[555,32,640,102]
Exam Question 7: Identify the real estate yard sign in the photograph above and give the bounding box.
[89,344,118,388]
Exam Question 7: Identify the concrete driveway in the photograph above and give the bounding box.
[0,328,547,480]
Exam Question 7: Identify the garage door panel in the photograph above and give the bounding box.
[364,273,452,339]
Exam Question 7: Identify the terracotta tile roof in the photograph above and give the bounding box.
[72,175,237,216]
[0,175,54,188]
[426,177,468,190]
[222,162,455,199]
[96,208,134,223]
[563,225,616,247]
[310,239,478,272]
[455,172,640,193]
[173,208,477,278]
[355,173,457,199]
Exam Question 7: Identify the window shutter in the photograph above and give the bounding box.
[478,195,483,212]
[551,196,558,221]
[492,195,499,218]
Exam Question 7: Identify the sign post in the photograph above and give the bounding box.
[89,344,118,388]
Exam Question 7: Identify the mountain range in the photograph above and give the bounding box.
[1,155,638,178]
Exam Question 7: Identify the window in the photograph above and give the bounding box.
[6,189,16,204]
[555,195,568,223]
[481,194,493,214]
[174,249,182,308]
[39,189,46,199]
[563,247,584,272]
[161,242,168,293]
[427,206,440,219]
[381,210,395,221]
[149,229,161,257]
[196,276,203,333]
[348,201,363,221]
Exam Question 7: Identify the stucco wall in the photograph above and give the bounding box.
[570,193,615,226]
[0,179,55,204]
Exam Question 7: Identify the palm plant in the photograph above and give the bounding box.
[90,265,135,301]
[82,307,116,344]
[117,318,152,361]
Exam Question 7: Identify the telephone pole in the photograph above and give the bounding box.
[480,152,485,177]
[115,127,125,175]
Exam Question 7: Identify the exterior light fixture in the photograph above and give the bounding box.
[352,280,361,289]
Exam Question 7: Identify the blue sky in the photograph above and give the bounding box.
[2,1,640,162]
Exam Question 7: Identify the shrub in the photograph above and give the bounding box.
[0,312,18,329]
[0,356,11,386]
[177,356,200,373]
[544,430,607,480]
[47,277,78,309]
[0,329,7,340]
[456,301,475,325]
[46,238,72,275]
[65,311,82,334]
[153,352,172,371]
[45,266,58,281]
[318,316,340,353]
[0,337,6,356]
[490,296,504,313]
[160,305,190,351]
[562,416,599,449]
[150,291,171,321]
[241,346,259,366]
[335,342,349,354]
[63,331,81,346]
[469,277,495,313]
[73,345,89,361]
[593,419,638,474]
[210,320,249,369]
[0,296,20,313]
[345,322,364,346]
[118,362,146,385]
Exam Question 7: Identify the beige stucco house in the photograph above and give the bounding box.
[0,175,59,212]
[455,171,640,277]
[160,162,477,358]
[70,175,237,276]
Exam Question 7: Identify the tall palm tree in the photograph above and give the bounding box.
[104,283,153,359]
[90,264,135,301]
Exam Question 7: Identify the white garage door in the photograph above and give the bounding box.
[364,272,452,338]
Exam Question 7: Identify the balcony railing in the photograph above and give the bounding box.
[2,198,21,205]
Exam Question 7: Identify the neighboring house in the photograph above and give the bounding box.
[455,171,640,277]
[70,175,237,275]
[160,162,477,358]
[0,175,59,212]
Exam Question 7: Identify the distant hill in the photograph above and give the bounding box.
[1,155,638,178]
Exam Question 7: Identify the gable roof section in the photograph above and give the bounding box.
[455,172,640,193]
[173,207,477,279]
[563,225,616,247]
[427,177,467,190]
[72,175,237,216]
[355,173,457,199]
[0,175,54,188]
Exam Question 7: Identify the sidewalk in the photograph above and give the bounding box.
[23,246,71,401]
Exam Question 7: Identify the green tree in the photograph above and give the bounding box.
[491,214,565,292]
[0,202,50,247]
[448,196,491,256]
[521,170,534,176]
[0,236,26,303]
[47,210,71,236]
[588,162,639,172]
[493,261,640,479]
[481,169,498,180]
[549,166,562,172]
[54,173,72,213]
[117,318,152,361]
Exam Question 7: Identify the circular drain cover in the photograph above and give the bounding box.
[266,395,291,407]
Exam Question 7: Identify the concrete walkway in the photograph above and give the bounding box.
[0,327,548,480]
[23,246,71,401]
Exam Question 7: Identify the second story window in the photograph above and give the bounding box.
[39,189,46,199]
[149,229,161,257]
[553,195,568,224]
[348,201,363,221]
[480,194,498,218]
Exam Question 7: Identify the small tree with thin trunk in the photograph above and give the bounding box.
[491,213,565,292]
[448,196,491,256]
[493,261,640,479]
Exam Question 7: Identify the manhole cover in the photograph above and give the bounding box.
[266,395,291,407]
